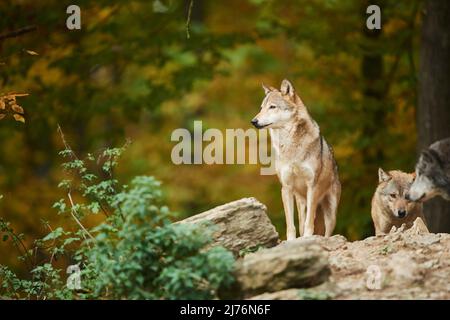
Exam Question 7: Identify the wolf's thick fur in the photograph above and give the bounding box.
[251,79,340,239]
[371,168,425,235]
[407,137,450,202]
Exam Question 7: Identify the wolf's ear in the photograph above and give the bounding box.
[262,83,272,95]
[421,150,433,163]
[422,149,443,167]
[378,168,391,183]
[280,79,295,98]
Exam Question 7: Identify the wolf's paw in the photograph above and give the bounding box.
[286,229,296,241]
[303,229,314,237]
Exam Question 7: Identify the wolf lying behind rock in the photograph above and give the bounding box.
[371,168,426,235]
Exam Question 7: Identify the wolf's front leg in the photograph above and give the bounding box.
[281,187,296,240]
[295,194,306,237]
[304,188,319,237]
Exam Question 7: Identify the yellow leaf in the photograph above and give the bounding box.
[0,100,5,110]
[25,50,39,56]
[0,114,5,120]
[11,104,24,114]
[13,114,25,123]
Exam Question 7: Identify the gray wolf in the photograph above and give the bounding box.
[371,168,425,235]
[407,137,450,202]
[251,79,341,239]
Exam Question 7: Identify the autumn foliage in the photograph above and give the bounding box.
[1,0,422,273]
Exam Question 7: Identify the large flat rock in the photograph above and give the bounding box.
[178,197,280,256]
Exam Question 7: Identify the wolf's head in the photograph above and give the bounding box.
[407,149,449,202]
[376,168,421,219]
[251,79,301,129]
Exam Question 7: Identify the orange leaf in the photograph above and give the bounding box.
[0,114,5,120]
[13,114,25,123]
[11,104,24,114]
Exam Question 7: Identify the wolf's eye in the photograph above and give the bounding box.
[269,105,277,109]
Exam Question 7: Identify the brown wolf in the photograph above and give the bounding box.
[371,168,425,235]
[251,79,341,239]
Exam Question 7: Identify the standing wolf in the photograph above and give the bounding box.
[251,79,340,239]
[371,169,425,235]
[407,138,450,202]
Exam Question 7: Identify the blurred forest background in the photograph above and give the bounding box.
[1,0,449,273]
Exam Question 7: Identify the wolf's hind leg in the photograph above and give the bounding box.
[324,189,339,237]
[282,187,296,240]
[295,194,306,237]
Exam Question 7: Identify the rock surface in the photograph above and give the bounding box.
[182,198,450,300]
[225,241,330,299]
[248,282,338,300]
[178,197,280,256]
[251,218,450,300]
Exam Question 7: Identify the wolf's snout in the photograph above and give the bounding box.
[251,118,259,127]
[406,192,425,202]
[397,209,406,218]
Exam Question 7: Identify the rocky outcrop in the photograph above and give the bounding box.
[248,282,338,300]
[223,241,330,299]
[250,217,450,300]
[178,197,280,256]
[182,198,450,300]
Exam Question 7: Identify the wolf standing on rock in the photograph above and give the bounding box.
[251,79,341,239]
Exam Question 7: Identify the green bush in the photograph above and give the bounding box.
[0,143,235,300]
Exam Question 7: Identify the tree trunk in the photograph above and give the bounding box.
[418,0,450,232]
[359,0,386,237]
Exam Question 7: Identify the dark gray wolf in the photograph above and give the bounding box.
[407,137,450,202]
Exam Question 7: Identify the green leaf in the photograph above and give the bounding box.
[42,227,66,242]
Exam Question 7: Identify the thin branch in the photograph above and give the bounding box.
[35,222,57,300]
[57,124,79,161]
[0,219,33,270]
[186,0,194,39]
[0,25,37,42]
[106,151,125,221]
[67,192,95,241]
[58,124,112,218]
[98,202,110,217]
[58,124,129,229]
